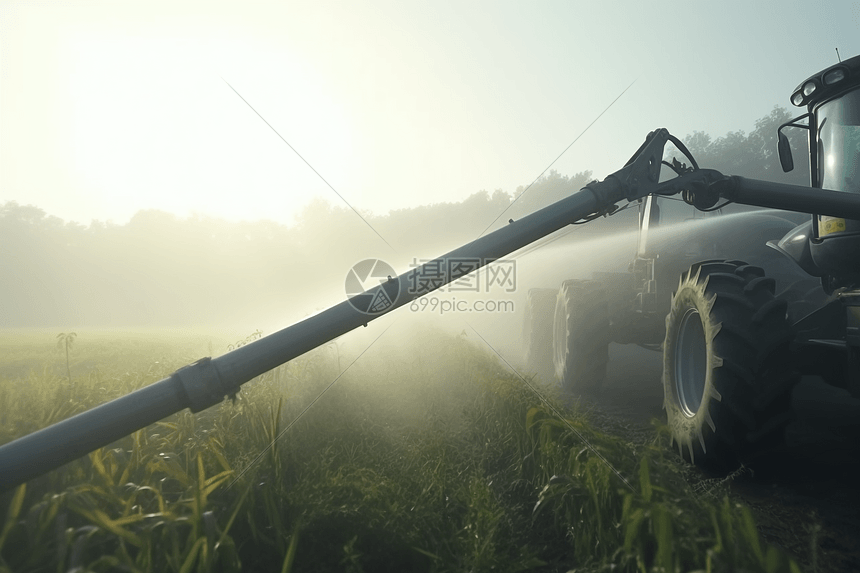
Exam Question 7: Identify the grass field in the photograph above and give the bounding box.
[0,327,804,572]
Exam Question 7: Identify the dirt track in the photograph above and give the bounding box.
[570,344,860,573]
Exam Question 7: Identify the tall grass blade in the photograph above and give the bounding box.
[0,484,25,552]
[179,537,206,573]
[69,507,143,547]
[638,457,652,503]
[280,522,300,573]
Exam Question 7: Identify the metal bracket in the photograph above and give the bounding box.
[174,357,235,413]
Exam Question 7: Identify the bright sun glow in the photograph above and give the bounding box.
[64,31,356,224]
[4,1,860,229]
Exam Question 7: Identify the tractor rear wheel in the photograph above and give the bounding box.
[523,288,557,382]
[554,279,610,393]
[663,260,798,473]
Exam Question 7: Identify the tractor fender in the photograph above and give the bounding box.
[698,211,799,255]
[645,210,798,263]
[766,220,824,277]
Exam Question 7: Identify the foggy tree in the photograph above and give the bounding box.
[666,106,810,187]
[0,104,823,328]
[375,189,516,257]
[506,170,593,221]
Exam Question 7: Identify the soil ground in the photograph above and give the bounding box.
[568,344,860,573]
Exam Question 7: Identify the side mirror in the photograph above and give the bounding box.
[778,130,794,173]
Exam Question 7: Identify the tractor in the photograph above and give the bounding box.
[4,55,860,489]
[524,54,860,471]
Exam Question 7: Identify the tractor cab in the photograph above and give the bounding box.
[777,54,860,290]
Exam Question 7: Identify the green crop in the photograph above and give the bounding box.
[0,328,805,572]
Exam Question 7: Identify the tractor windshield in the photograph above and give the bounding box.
[817,88,860,193]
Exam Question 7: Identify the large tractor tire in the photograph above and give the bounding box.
[663,260,798,473]
[553,279,610,393]
[523,288,557,382]
[777,278,829,323]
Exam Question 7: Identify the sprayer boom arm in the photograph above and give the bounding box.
[2,128,857,491]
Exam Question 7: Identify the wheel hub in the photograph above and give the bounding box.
[674,307,707,417]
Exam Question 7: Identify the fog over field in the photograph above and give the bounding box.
[1,1,854,361]
[4,7,860,569]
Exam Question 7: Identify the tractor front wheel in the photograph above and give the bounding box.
[663,260,797,472]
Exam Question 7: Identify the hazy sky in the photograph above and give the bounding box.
[2,0,859,231]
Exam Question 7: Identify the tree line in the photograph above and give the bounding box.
[0,106,811,328]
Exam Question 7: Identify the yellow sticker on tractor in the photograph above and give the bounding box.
[819,216,847,237]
